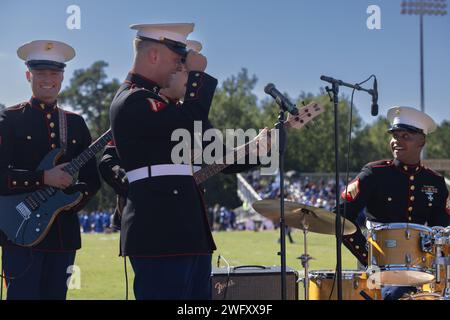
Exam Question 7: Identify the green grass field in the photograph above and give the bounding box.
[2,230,358,300]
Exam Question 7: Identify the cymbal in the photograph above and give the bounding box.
[252,199,357,235]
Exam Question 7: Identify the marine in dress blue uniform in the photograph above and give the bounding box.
[337,106,450,299]
[107,31,261,299]
[0,40,101,299]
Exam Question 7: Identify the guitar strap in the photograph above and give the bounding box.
[58,108,68,154]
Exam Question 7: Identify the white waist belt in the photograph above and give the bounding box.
[126,164,201,183]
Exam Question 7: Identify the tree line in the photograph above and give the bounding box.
[3,61,449,209]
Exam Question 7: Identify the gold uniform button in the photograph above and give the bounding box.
[36,181,40,186]
[190,92,195,97]
[46,114,51,119]
[408,216,412,221]
[355,245,360,249]
[415,167,419,171]
[50,132,56,138]
[410,176,414,181]
[362,253,367,257]
[195,73,200,77]
[349,238,354,242]
[428,203,432,207]
[12,181,17,186]
[51,144,56,149]
[24,181,29,186]
[40,103,45,109]
[403,166,408,171]
[49,122,55,128]
[192,82,198,87]
[173,190,179,195]
[410,185,415,191]
[388,197,392,202]
[84,191,89,196]
[410,196,415,201]
[27,136,32,140]
[408,207,413,212]
[72,139,77,144]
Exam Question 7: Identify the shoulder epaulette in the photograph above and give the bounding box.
[4,102,28,112]
[423,166,443,177]
[365,159,392,168]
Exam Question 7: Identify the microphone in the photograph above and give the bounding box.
[371,77,378,116]
[264,83,299,115]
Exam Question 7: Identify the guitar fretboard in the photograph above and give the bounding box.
[63,130,113,176]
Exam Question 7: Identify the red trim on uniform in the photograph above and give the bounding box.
[147,98,167,112]
[125,252,213,258]
[341,178,360,202]
[62,109,80,116]
[107,140,116,146]
[1,245,76,253]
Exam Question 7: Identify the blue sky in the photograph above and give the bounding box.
[0,0,448,125]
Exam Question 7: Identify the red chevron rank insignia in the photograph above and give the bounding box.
[147,98,167,112]
[341,178,360,202]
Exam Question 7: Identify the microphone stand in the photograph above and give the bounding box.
[321,75,375,301]
[275,109,288,300]
[326,82,344,301]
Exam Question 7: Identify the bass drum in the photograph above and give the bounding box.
[308,270,381,300]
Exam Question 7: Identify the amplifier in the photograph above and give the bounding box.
[211,265,298,300]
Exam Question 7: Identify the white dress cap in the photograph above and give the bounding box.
[387,106,437,135]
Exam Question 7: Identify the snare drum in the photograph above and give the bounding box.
[368,223,435,286]
[308,270,381,300]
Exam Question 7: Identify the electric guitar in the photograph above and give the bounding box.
[0,130,113,247]
[193,102,324,185]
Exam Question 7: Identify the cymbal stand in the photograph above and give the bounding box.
[298,214,314,300]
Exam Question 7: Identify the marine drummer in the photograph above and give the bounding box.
[337,106,450,300]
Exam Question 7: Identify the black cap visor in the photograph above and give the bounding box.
[136,36,188,58]
[387,123,424,134]
[26,60,66,71]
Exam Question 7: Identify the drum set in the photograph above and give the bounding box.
[252,199,450,300]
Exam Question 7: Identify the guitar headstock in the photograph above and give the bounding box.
[285,102,325,129]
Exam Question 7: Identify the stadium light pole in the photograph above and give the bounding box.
[400,0,447,158]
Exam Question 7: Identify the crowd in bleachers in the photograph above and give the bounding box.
[206,171,358,232]
[78,210,115,233]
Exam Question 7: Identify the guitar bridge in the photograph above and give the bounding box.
[16,202,32,220]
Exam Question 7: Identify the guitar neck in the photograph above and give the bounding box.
[193,101,324,185]
[64,129,113,176]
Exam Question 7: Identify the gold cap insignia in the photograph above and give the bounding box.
[45,42,54,51]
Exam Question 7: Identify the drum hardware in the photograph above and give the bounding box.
[252,199,358,300]
[405,229,411,240]
[420,233,433,253]
[405,254,411,265]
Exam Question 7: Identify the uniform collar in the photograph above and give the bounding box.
[393,158,422,174]
[30,97,57,113]
[126,73,160,94]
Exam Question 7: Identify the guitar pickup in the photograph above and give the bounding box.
[16,202,32,220]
